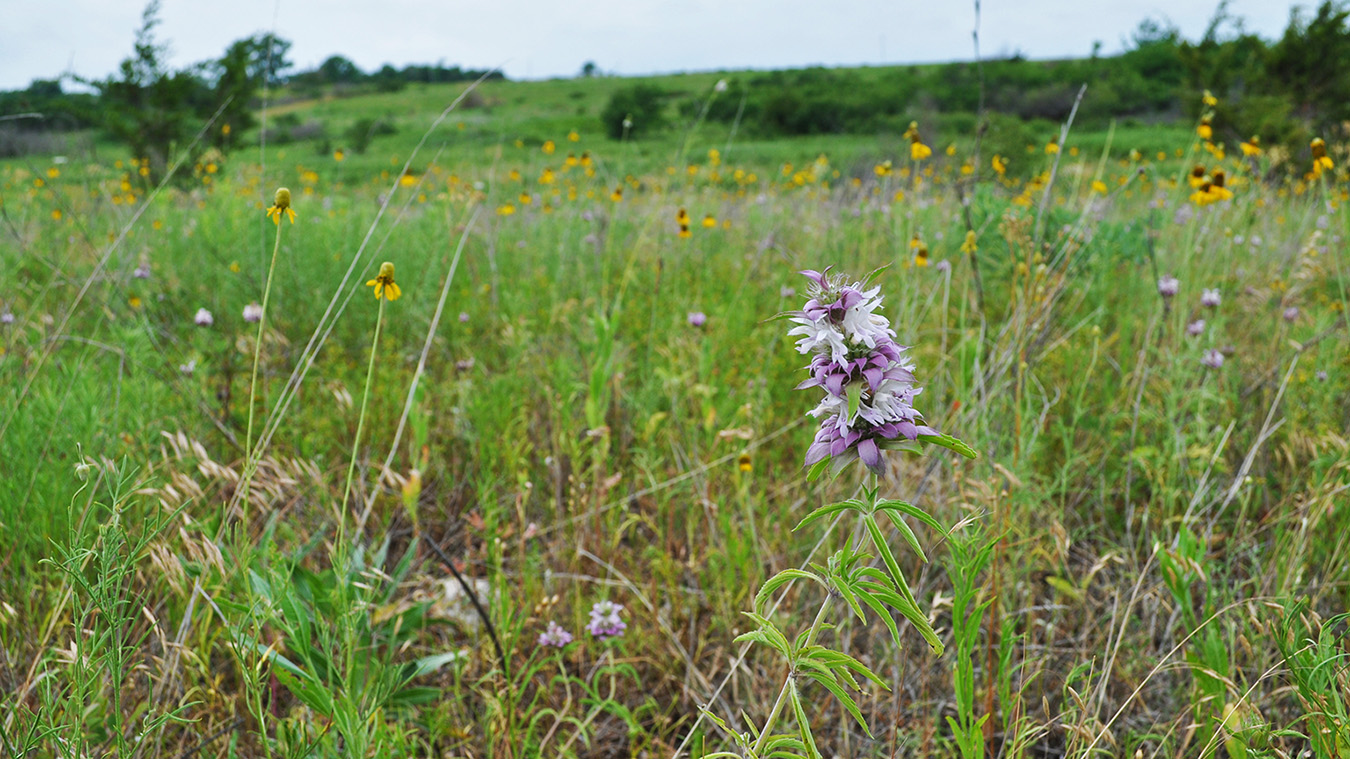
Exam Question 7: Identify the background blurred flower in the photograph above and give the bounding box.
[194,308,214,327]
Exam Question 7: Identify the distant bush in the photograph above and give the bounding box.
[344,117,397,154]
[600,84,668,139]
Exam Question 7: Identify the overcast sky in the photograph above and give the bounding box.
[0,0,1311,91]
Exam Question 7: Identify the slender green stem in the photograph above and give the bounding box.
[340,296,386,543]
[751,597,833,754]
[239,220,284,511]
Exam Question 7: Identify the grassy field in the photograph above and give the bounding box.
[2,70,1349,758]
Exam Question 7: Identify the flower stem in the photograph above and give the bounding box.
[340,296,386,543]
[239,220,284,511]
[751,595,833,754]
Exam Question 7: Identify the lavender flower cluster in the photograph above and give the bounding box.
[537,600,626,649]
[789,269,936,474]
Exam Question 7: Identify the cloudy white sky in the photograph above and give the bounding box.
[0,0,1311,91]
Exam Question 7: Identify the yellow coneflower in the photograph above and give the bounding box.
[1202,89,1218,107]
[366,261,402,301]
[508,169,522,182]
[497,203,516,216]
[580,151,592,167]
[1311,138,1334,172]
[399,173,418,187]
[702,214,716,228]
[945,143,957,156]
[567,130,580,142]
[1189,165,1207,189]
[564,153,578,167]
[1239,136,1261,157]
[1091,180,1108,194]
[992,154,1007,176]
[1209,168,1233,200]
[50,209,62,221]
[1190,177,1215,206]
[737,452,752,473]
[911,235,929,267]
[266,187,296,225]
[1197,116,1213,141]
[905,121,932,160]
[334,149,345,161]
[610,186,623,202]
[518,192,532,206]
[1129,149,1142,162]
[542,140,556,155]
[874,160,892,177]
[1045,139,1059,155]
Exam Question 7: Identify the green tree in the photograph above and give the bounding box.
[94,0,209,182]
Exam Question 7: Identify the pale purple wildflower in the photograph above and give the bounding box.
[537,621,573,648]
[242,302,264,323]
[1202,349,1224,369]
[1283,306,1299,322]
[1201,289,1220,308]
[179,359,196,375]
[458,312,470,323]
[687,311,707,327]
[455,357,475,371]
[586,600,626,639]
[789,268,937,475]
[194,308,214,327]
[0,311,13,325]
[1158,276,1179,299]
[1186,319,1206,336]
[935,260,951,274]
[780,286,797,298]
[1316,370,1329,382]
[134,263,152,279]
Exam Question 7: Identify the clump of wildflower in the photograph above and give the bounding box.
[1187,319,1206,336]
[586,600,626,639]
[935,260,951,274]
[366,262,402,301]
[179,359,196,375]
[194,308,214,327]
[1240,136,1262,157]
[1283,306,1299,322]
[266,187,296,225]
[537,621,574,648]
[1158,275,1179,299]
[134,262,152,279]
[1,311,14,325]
[789,268,937,475]
[243,302,264,323]
[904,122,932,161]
[458,311,470,323]
[1202,349,1225,369]
[1311,138,1334,174]
[687,311,707,327]
[1201,289,1221,308]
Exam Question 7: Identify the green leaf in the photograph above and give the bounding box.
[794,501,861,531]
[805,671,872,738]
[409,651,467,678]
[856,587,902,648]
[789,681,821,759]
[846,383,862,422]
[875,500,950,539]
[756,569,827,615]
[805,458,831,482]
[918,433,978,459]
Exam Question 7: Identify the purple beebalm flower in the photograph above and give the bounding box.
[455,357,475,371]
[789,268,937,475]
[194,308,214,327]
[0,311,13,325]
[458,311,470,323]
[179,359,196,375]
[242,302,264,323]
[1157,276,1179,298]
[1201,289,1220,308]
[1316,370,1329,382]
[935,260,951,274]
[1283,306,1299,322]
[780,285,797,298]
[687,311,707,327]
[586,600,626,639]
[1186,319,1206,336]
[537,620,573,648]
[1201,349,1224,369]
[134,263,152,280]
